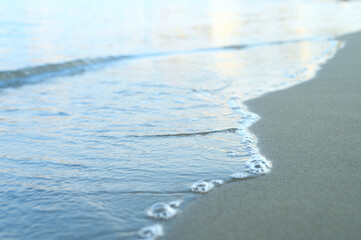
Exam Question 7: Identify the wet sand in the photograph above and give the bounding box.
[166,31,361,240]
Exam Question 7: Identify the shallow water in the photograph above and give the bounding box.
[1,0,361,239]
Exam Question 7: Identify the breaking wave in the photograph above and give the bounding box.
[0,37,330,89]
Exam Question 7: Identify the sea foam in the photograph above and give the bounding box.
[147,201,181,220]
[231,172,250,179]
[138,224,164,240]
[191,180,215,193]
[246,155,272,175]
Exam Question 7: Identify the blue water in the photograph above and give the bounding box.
[1,0,361,239]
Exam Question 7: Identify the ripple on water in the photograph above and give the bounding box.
[227,151,245,157]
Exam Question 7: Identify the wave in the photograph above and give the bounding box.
[128,127,239,138]
[0,36,332,89]
[0,56,130,89]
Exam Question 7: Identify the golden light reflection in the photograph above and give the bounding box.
[210,54,246,78]
[207,0,243,46]
[23,1,68,65]
[299,42,312,61]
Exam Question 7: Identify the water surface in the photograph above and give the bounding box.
[1,0,361,239]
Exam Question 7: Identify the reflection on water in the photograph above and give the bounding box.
[1,0,360,70]
[0,0,360,239]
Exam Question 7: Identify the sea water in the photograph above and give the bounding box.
[0,0,360,239]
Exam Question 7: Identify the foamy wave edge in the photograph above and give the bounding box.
[136,37,344,240]
[137,104,272,239]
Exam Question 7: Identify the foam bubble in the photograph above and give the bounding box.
[239,130,253,141]
[211,179,224,185]
[241,138,254,145]
[231,172,249,179]
[168,199,183,209]
[238,110,260,129]
[190,180,215,193]
[246,155,272,175]
[147,202,178,220]
[138,224,164,240]
[243,145,256,155]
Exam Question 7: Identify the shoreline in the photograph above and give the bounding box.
[165,31,361,240]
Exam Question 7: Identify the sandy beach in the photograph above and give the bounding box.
[165,31,361,240]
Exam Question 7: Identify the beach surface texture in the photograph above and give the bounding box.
[166,31,361,240]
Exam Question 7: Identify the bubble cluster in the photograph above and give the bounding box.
[237,108,260,130]
[147,202,179,220]
[243,145,256,155]
[239,130,256,145]
[227,145,256,158]
[138,224,164,240]
[239,113,259,127]
[191,180,215,193]
[231,172,249,179]
[241,138,254,145]
[139,107,270,239]
[168,199,183,209]
[141,200,182,239]
[211,179,224,185]
[246,155,272,175]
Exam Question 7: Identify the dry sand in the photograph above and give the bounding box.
[165,31,361,240]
